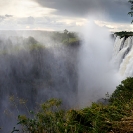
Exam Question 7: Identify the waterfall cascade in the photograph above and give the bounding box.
[113,36,133,77]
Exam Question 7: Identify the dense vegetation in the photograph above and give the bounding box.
[114,31,133,38]
[0,31,80,133]
[51,30,80,46]
[11,77,133,133]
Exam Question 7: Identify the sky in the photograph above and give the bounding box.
[0,0,132,32]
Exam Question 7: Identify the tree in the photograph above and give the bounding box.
[64,29,68,34]
[128,0,133,23]
[109,77,133,104]
[63,29,69,43]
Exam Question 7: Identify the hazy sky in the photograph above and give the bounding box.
[0,0,132,31]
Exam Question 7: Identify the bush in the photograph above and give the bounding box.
[110,77,133,105]
[12,77,133,133]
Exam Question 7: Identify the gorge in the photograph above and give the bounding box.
[0,28,133,132]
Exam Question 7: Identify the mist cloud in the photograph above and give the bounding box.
[5,14,13,18]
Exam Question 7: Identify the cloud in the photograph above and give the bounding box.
[18,16,35,24]
[95,20,133,32]
[0,14,13,22]
[33,0,132,23]
[0,0,131,31]
[27,16,35,24]
[0,15,69,30]
[5,14,13,17]
[0,16,5,22]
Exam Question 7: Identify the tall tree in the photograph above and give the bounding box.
[128,0,133,23]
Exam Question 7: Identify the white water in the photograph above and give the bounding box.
[78,24,133,108]
[78,21,122,108]
[113,36,133,77]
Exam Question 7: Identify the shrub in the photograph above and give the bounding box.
[12,77,133,133]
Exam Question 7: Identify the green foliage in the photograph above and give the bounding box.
[115,31,133,38]
[0,32,79,56]
[128,0,133,23]
[62,29,79,45]
[12,77,133,133]
[110,77,133,105]
[62,38,79,45]
[28,43,45,51]
[12,99,68,133]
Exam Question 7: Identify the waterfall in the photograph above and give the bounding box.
[1,29,133,132]
[113,36,133,77]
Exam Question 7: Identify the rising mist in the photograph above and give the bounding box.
[78,21,121,107]
[0,31,78,132]
[0,24,123,132]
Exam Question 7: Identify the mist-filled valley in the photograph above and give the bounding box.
[0,30,80,132]
[0,0,133,132]
[0,22,133,132]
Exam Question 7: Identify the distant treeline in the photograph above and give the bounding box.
[114,31,133,38]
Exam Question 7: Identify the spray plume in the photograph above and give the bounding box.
[78,20,122,107]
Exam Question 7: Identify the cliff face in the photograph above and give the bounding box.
[0,35,80,133]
